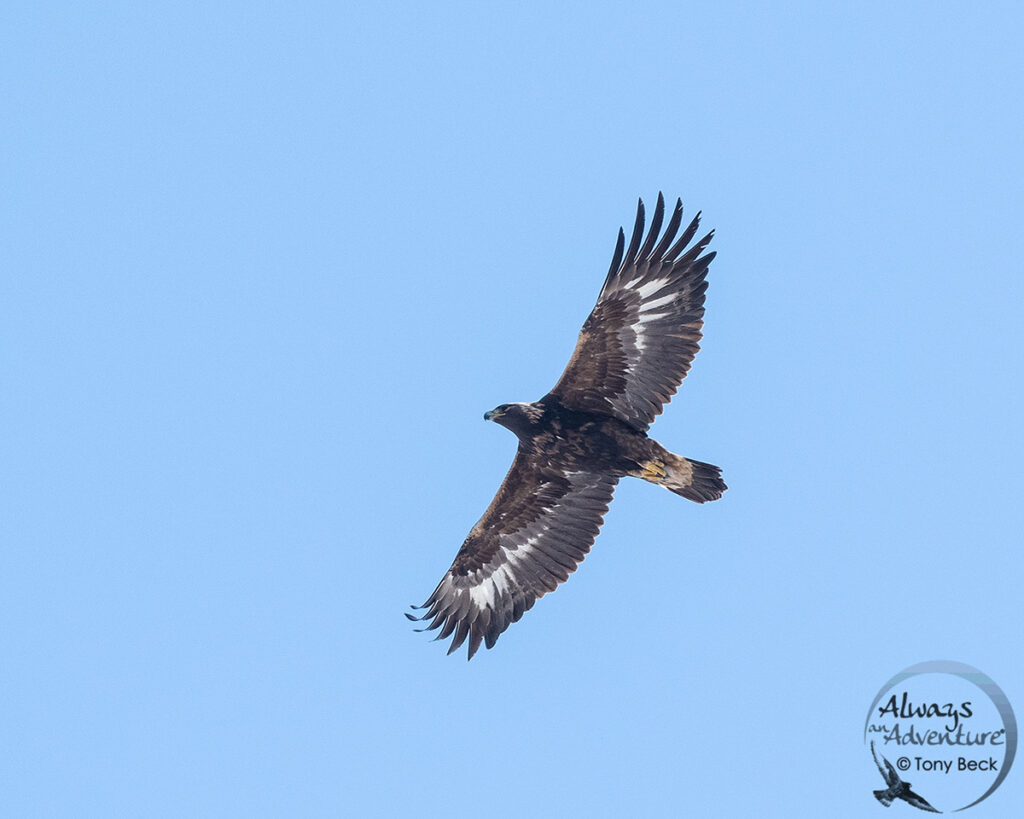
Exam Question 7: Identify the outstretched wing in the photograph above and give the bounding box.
[545,193,715,432]
[408,451,617,659]
[902,789,940,813]
[872,741,900,787]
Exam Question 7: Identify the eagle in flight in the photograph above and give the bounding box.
[408,193,726,658]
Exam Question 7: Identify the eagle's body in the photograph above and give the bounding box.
[409,194,726,658]
[486,399,723,504]
[490,400,642,476]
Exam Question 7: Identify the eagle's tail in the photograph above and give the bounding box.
[637,451,726,503]
[666,456,727,503]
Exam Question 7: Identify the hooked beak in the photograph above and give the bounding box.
[484,409,504,421]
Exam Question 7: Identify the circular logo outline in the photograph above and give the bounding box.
[863,660,1017,811]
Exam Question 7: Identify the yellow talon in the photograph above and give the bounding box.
[640,460,667,480]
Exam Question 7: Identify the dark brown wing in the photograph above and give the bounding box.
[545,193,715,431]
[408,450,617,659]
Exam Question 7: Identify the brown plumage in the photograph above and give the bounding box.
[408,194,726,658]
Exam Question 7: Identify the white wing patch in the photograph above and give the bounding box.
[467,541,527,609]
[640,293,676,313]
[626,277,671,299]
[634,306,672,349]
[624,278,676,350]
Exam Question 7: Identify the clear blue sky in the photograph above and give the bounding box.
[3,2,1022,817]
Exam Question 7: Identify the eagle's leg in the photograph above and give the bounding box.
[639,460,667,481]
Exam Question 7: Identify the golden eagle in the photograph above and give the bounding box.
[408,193,726,658]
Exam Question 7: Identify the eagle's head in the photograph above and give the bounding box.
[484,402,544,437]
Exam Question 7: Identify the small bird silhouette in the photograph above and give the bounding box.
[871,741,940,812]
